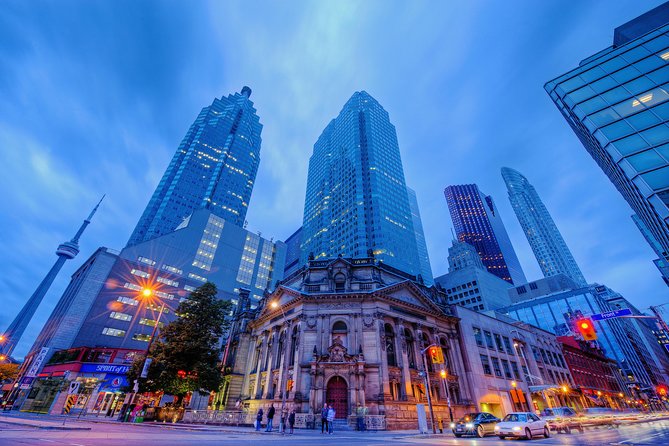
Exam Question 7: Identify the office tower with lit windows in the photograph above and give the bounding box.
[300,91,425,278]
[545,4,669,285]
[445,184,526,285]
[127,87,262,246]
[502,167,587,287]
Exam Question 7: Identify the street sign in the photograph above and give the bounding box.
[67,381,80,395]
[591,308,632,321]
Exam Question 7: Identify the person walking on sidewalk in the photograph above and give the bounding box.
[279,406,288,433]
[288,409,296,434]
[255,408,264,431]
[266,404,275,432]
[327,405,336,434]
[356,403,367,431]
[321,404,329,434]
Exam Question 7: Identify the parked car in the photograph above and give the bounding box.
[494,412,549,440]
[542,406,584,433]
[450,412,500,438]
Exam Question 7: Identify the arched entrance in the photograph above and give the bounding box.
[326,376,348,419]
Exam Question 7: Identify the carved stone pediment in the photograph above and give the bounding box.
[319,336,355,363]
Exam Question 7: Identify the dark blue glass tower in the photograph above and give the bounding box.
[445,184,526,285]
[127,87,262,246]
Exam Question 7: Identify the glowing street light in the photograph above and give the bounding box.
[142,288,153,297]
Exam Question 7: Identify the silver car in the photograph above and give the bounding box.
[494,412,550,440]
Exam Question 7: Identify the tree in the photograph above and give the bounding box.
[0,363,19,382]
[127,282,231,401]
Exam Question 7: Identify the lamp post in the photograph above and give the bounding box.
[270,301,289,434]
[512,331,549,412]
[420,343,437,434]
[439,367,453,422]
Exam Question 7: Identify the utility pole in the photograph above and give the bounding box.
[420,344,437,434]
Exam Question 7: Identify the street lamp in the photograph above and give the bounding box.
[439,367,454,422]
[419,343,437,434]
[270,300,290,434]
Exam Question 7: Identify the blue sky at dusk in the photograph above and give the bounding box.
[1,0,668,358]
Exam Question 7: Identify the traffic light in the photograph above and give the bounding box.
[428,346,445,364]
[576,318,597,341]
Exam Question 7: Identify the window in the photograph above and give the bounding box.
[138,256,156,266]
[484,331,494,349]
[109,312,132,322]
[516,286,527,295]
[188,272,207,282]
[161,264,183,275]
[102,327,126,337]
[133,333,151,342]
[139,318,163,328]
[332,321,348,347]
[511,361,522,380]
[494,333,504,352]
[474,327,483,347]
[184,285,196,292]
[156,276,179,287]
[123,282,142,291]
[502,359,513,379]
[405,329,416,369]
[155,291,174,300]
[385,324,397,367]
[492,357,503,377]
[116,296,138,306]
[130,269,150,279]
[503,336,513,354]
[529,282,538,290]
[480,354,492,375]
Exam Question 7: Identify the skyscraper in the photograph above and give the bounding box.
[300,91,423,277]
[0,198,103,358]
[407,187,433,284]
[127,87,262,246]
[545,4,669,285]
[502,167,587,287]
[445,184,526,285]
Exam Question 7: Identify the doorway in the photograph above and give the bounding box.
[326,376,348,419]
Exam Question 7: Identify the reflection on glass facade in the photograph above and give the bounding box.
[502,167,587,287]
[300,91,423,277]
[128,87,262,246]
[545,18,669,276]
[407,187,433,284]
[500,285,654,391]
[445,184,527,285]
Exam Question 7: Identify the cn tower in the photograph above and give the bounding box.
[0,196,104,358]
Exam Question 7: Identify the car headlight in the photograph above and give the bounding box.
[450,423,455,428]
[465,423,474,428]
[512,426,521,431]
[494,425,500,430]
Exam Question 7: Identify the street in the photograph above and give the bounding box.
[1,415,669,446]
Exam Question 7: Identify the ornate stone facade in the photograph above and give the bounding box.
[223,256,475,430]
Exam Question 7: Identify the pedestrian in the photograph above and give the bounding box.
[256,407,264,431]
[279,406,288,433]
[266,403,275,432]
[288,409,296,434]
[327,404,336,434]
[321,403,329,434]
[356,403,367,431]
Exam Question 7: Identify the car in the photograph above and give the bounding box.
[542,406,584,433]
[494,412,549,440]
[450,412,500,438]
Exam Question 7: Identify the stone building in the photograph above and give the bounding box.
[223,256,476,429]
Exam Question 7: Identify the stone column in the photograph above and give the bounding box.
[262,330,278,399]
[253,334,267,399]
[397,322,412,400]
[377,320,392,399]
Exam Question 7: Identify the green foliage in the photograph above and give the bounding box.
[0,363,19,382]
[126,282,231,396]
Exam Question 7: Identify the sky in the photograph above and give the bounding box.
[1,0,668,358]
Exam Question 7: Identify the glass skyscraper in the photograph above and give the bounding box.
[300,91,424,278]
[502,167,587,287]
[445,184,526,285]
[545,4,669,284]
[127,87,262,246]
[407,187,433,284]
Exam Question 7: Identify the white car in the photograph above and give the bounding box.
[494,412,549,440]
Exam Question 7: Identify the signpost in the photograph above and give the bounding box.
[591,308,632,321]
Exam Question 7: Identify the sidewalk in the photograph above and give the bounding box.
[0,413,91,431]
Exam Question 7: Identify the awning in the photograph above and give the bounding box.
[529,384,558,392]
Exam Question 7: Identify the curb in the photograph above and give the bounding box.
[0,419,91,431]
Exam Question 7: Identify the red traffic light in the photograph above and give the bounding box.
[576,317,597,341]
